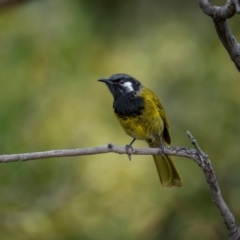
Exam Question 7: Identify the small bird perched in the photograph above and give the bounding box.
[98,73,182,188]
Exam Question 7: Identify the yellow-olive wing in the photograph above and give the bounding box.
[146,88,171,144]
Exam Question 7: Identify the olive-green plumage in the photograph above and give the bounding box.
[98,73,182,188]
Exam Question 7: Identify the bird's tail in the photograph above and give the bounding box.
[150,143,183,188]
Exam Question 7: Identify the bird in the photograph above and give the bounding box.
[98,73,182,188]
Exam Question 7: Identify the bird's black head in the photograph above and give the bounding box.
[98,73,142,99]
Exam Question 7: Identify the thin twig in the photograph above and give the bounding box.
[197,0,240,72]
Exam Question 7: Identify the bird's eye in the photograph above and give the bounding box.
[119,80,125,85]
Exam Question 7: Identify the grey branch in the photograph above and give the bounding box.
[0,132,239,239]
[198,0,240,71]
[186,131,240,240]
[0,144,197,163]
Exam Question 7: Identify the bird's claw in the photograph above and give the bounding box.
[159,140,165,156]
[125,144,133,161]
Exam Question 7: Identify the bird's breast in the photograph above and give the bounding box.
[113,94,144,118]
[113,93,163,143]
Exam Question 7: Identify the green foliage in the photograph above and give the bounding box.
[0,0,239,239]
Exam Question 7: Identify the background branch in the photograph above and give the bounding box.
[198,0,240,71]
[0,0,29,8]
[1,131,239,239]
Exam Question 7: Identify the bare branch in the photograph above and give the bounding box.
[198,0,236,18]
[186,131,240,240]
[0,0,29,8]
[0,144,198,163]
[197,0,240,72]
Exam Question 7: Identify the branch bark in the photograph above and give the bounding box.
[0,143,199,163]
[198,0,240,71]
[0,131,239,239]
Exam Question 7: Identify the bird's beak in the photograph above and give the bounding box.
[98,78,112,84]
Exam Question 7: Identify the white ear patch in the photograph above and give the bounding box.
[122,81,134,93]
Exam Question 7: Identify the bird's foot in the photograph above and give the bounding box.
[125,144,133,161]
[159,140,165,156]
[125,138,136,161]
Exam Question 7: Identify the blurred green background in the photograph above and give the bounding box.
[0,0,239,239]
